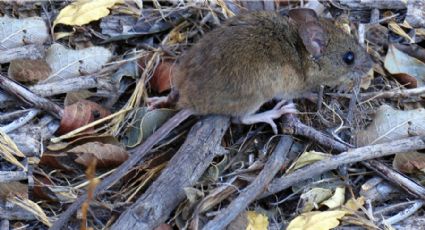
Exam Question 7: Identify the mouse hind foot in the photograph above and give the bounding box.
[234,101,298,134]
[147,89,179,110]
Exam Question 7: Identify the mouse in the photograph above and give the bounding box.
[149,8,373,133]
[51,9,373,228]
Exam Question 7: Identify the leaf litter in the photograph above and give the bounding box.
[0,1,425,230]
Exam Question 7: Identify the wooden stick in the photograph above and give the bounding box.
[110,115,230,230]
[0,74,63,118]
[202,135,294,230]
[49,110,194,230]
[363,160,425,199]
[261,136,425,198]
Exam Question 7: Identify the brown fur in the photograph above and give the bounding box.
[173,11,372,117]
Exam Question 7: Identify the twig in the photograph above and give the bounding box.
[282,114,350,151]
[0,74,63,119]
[346,76,361,125]
[0,44,44,64]
[362,160,425,199]
[0,109,40,133]
[325,86,425,102]
[110,115,230,230]
[260,136,425,198]
[281,114,425,209]
[383,200,424,225]
[0,171,27,183]
[50,110,192,230]
[29,76,101,97]
[201,135,293,230]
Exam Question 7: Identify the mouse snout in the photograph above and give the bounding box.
[354,53,373,77]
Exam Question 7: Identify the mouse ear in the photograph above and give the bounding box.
[288,8,327,59]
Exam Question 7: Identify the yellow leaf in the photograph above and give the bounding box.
[246,211,268,230]
[287,211,347,230]
[0,130,26,171]
[54,31,75,40]
[53,0,124,27]
[300,188,333,212]
[287,151,331,173]
[344,196,365,211]
[388,21,414,43]
[321,186,345,209]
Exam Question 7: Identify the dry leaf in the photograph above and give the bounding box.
[64,90,94,106]
[393,152,425,174]
[154,224,172,230]
[287,211,347,230]
[300,187,333,212]
[321,186,345,209]
[0,16,48,49]
[356,104,425,146]
[124,107,175,147]
[45,43,112,82]
[388,21,414,43]
[39,152,77,172]
[287,151,331,173]
[53,0,124,27]
[8,59,51,83]
[8,195,51,227]
[57,99,111,135]
[69,142,129,168]
[0,130,26,171]
[150,61,174,93]
[0,182,28,198]
[384,45,425,87]
[344,196,365,211]
[246,211,268,230]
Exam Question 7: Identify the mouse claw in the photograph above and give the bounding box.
[236,101,298,133]
[146,96,169,110]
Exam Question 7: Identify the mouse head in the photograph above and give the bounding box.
[289,8,373,88]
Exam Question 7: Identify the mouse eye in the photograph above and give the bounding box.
[343,51,355,65]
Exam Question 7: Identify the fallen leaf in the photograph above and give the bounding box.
[388,21,414,43]
[8,59,51,83]
[321,186,345,209]
[344,196,365,211]
[384,44,425,87]
[0,16,48,49]
[57,100,111,135]
[356,104,425,146]
[123,107,175,147]
[47,135,120,151]
[0,182,28,198]
[246,211,268,230]
[393,152,425,174]
[45,43,112,82]
[53,0,124,27]
[64,90,94,106]
[0,130,26,171]
[154,224,172,230]
[149,61,174,93]
[300,187,333,212]
[69,142,129,168]
[287,151,331,173]
[8,195,51,227]
[287,210,347,230]
[39,152,77,172]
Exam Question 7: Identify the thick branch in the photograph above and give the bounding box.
[110,115,230,230]
[261,136,425,198]
[202,135,293,230]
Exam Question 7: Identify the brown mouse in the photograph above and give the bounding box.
[51,9,373,228]
[152,8,373,133]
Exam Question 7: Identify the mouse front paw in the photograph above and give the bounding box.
[146,96,170,110]
[235,101,298,134]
